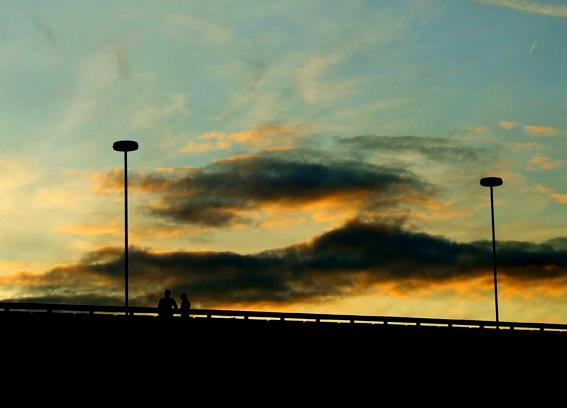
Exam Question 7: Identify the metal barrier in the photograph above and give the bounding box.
[1,301,566,332]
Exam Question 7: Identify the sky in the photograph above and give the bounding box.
[1,0,566,323]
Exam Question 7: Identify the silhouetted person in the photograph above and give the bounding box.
[157,289,178,320]
[180,293,192,319]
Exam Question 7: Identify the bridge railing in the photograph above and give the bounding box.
[1,301,566,332]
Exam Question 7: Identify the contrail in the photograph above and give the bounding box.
[529,40,537,55]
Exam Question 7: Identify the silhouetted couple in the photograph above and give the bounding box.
[157,289,191,320]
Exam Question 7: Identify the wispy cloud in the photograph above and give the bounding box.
[130,93,187,130]
[337,135,489,164]
[481,0,567,18]
[534,184,567,204]
[498,120,567,136]
[179,124,312,153]
[55,224,122,238]
[59,47,124,133]
[162,14,233,43]
[523,124,563,136]
[295,50,360,104]
[179,132,231,154]
[0,156,38,193]
[499,120,518,130]
[498,120,565,136]
[527,155,565,171]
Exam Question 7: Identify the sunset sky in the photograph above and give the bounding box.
[1,0,566,323]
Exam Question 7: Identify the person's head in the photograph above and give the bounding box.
[164,289,171,298]
[181,293,187,301]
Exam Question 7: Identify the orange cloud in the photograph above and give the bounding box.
[499,120,517,130]
[533,184,553,195]
[250,191,422,232]
[179,131,231,153]
[376,276,492,300]
[551,193,567,203]
[498,275,567,300]
[264,195,362,226]
[468,126,489,134]
[523,124,561,136]
[409,208,470,222]
[179,124,312,153]
[231,124,309,146]
[55,224,122,237]
[180,142,225,154]
[533,184,567,204]
[90,168,122,193]
[527,155,565,171]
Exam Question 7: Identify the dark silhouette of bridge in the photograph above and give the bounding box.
[2,301,564,378]
[2,301,565,351]
[2,301,566,333]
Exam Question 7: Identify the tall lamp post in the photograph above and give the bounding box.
[480,176,503,328]
[113,140,139,316]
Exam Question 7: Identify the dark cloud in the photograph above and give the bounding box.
[102,152,430,226]
[337,135,488,163]
[5,221,567,307]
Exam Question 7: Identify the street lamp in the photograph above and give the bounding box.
[113,140,139,316]
[480,176,503,328]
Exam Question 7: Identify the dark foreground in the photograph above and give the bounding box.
[2,311,562,399]
[2,310,566,394]
[2,311,564,360]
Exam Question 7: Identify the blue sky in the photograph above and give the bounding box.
[1,0,566,323]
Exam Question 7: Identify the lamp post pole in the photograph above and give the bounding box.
[113,140,139,316]
[480,176,503,328]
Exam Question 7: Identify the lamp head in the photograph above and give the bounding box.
[480,177,503,187]
[113,140,139,152]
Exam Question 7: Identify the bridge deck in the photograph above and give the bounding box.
[1,301,566,332]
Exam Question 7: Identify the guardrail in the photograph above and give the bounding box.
[1,301,566,332]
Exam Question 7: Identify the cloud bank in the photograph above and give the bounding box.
[97,150,431,226]
[4,221,567,307]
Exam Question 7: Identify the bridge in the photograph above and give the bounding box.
[1,301,566,332]
[2,301,565,372]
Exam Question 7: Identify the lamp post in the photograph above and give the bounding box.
[480,176,503,328]
[113,140,139,316]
